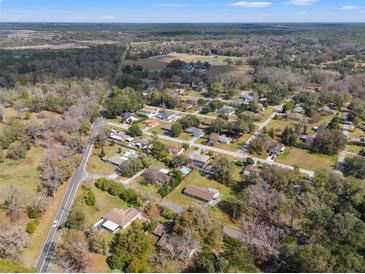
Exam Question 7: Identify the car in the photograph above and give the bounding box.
[52,220,58,228]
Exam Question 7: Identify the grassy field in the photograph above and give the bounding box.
[276,147,338,171]
[259,107,275,123]
[345,145,364,154]
[350,127,365,139]
[266,119,298,135]
[130,54,252,76]
[0,146,44,203]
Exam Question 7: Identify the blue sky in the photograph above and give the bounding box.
[0,0,365,22]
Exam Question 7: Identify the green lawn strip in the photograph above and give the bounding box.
[345,145,364,154]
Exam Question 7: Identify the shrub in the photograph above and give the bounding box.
[26,220,40,234]
[27,205,45,219]
[161,208,176,220]
[84,190,96,206]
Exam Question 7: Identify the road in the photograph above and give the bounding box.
[36,119,103,272]
[108,121,314,177]
[36,47,129,272]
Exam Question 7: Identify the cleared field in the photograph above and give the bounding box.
[276,147,337,171]
[131,53,252,75]
[0,146,44,203]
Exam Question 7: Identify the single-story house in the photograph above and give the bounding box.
[218,107,235,117]
[189,151,210,168]
[201,119,213,127]
[155,112,178,122]
[108,154,128,166]
[292,106,305,114]
[287,112,304,121]
[167,144,184,156]
[141,168,172,185]
[268,142,285,156]
[208,133,232,145]
[241,164,259,176]
[122,112,139,124]
[312,125,327,132]
[99,208,148,233]
[185,127,205,138]
[319,105,336,115]
[143,119,160,128]
[139,107,159,118]
[183,184,220,204]
[130,137,152,149]
[161,125,172,132]
[123,150,138,159]
[109,133,134,143]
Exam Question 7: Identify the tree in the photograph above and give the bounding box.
[84,190,96,206]
[311,128,346,155]
[328,115,341,129]
[65,209,85,230]
[6,141,28,160]
[211,156,234,185]
[282,126,299,146]
[170,122,182,137]
[192,247,220,273]
[107,222,152,272]
[179,115,200,129]
[27,195,47,218]
[4,185,23,222]
[343,156,365,179]
[0,228,28,261]
[87,228,106,254]
[127,123,142,137]
[249,133,271,154]
[56,230,90,272]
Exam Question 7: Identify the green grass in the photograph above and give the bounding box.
[0,146,44,203]
[197,133,251,152]
[129,177,160,196]
[259,107,274,123]
[345,145,364,154]
[276,147,338,171]
[266,119,298,135]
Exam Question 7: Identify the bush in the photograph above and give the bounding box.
[26,220,40,234]
[158,185,171,197]
[109,182,125,196]
[6,142,27,160]
[161,208,176,220]
[65,209,85,230]
[84,190,96,206]
[27,205,45,219]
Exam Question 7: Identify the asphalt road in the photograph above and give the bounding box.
[35,119,103,272]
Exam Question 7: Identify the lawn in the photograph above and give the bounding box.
[345,145,364,154]
[128,177,160,196]
[197,133,250,152]
[259,107,275,123]
[276,147,338,171]
[308,114,335,135]
[0,146,44,203]
[75,184,129,227]
[350,127,364,139]
[164,170,233,208]
[266,119,298,135]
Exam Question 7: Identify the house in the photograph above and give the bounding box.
[183,184,220,204]
[300,135,315,148]
[189,151,209,168]
[107,154,128,166]
[287,112,304,121]
[139,107,159,118]
[242,164,259,176]
[218,106,234,117]
[167,144,184,156]
[292,106,305,114]
[161,125,172,132]
[268,142,285,156]
[208,133,232,145]
[141,168,171,185]
[201,119,213,127]
[122,112,139,124]
[109,132,134,143]
[143,119,160,128]
[155,112,178,122]
[312,125,327,132]
[152,224,165,238]
[231,99,244,108]
[130,137,152,149]
[319,105,336,115]
[99,208,148,233]
[185,127,205,138]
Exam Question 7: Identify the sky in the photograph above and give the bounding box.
[0,0,365,23]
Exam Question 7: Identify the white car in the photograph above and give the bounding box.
[52,220,58,228]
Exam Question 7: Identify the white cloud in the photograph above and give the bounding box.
[340,5,361,11]
[156,3,183,8]
[298,11,308,15]
[229,1,272,8]
[286,0,318,6]
[100,15,115,20]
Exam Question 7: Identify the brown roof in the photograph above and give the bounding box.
[153,224,165,237]
[144,119,159,127]
[209,133,220,143]
[141,168,171,185]
[183,184,215,202]
[167,144,184,155]
[244,164,258,173]
[269,142,284,153]
[103,208,141,228]
[202,119,213,126]
[287,112,303,121]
